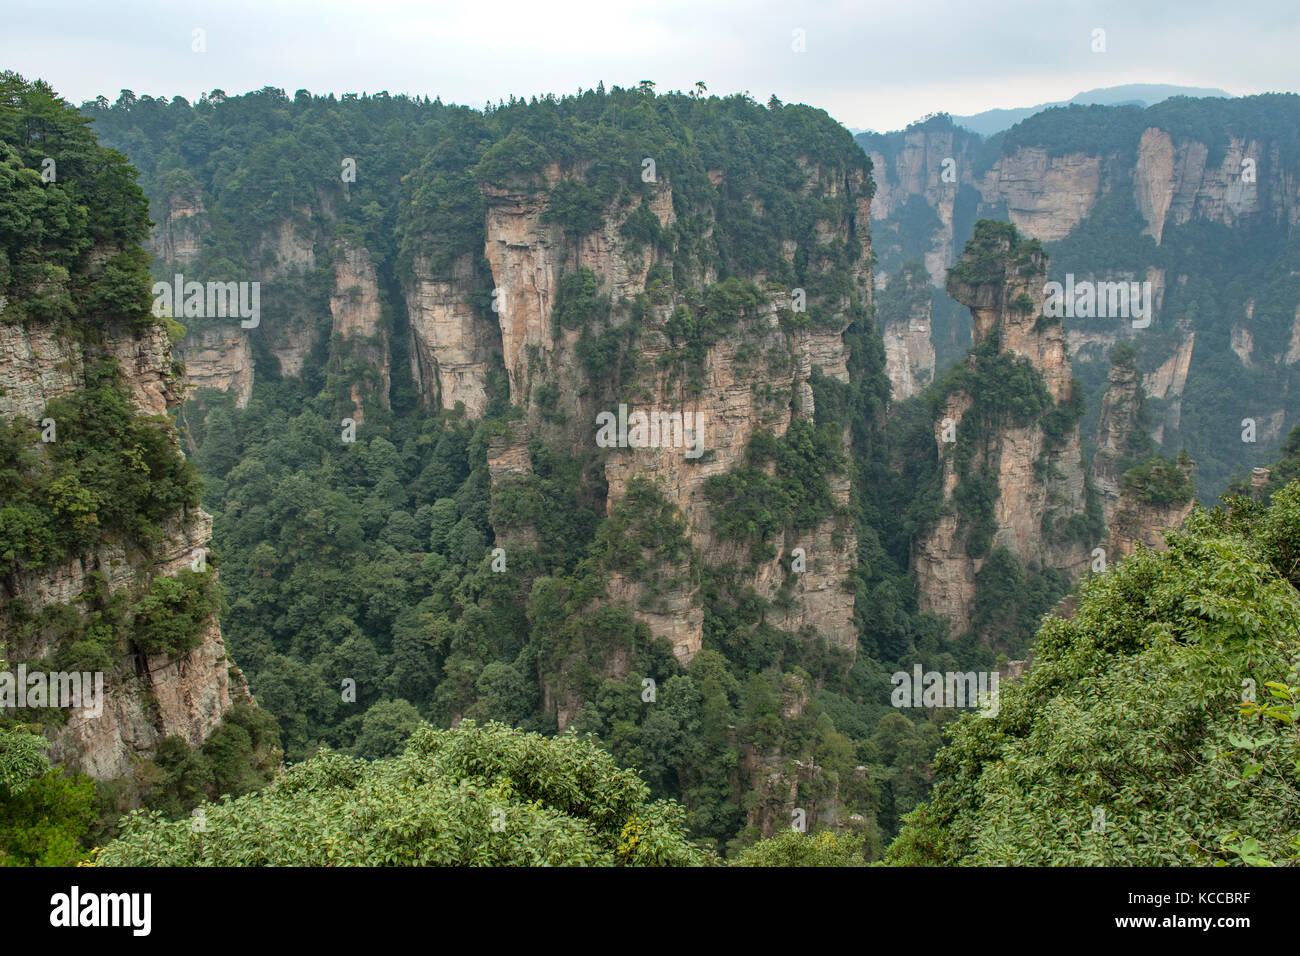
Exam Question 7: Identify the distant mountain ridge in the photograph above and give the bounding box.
[948,83,1232,137]
[849,84,1233,138]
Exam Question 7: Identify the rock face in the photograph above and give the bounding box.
[912,228,1092,637]
[981,148,1102,241]
[329,240,390,419]
[151,195,205,266]
[466,162,869,673]
[867,127,976,284]
[1091,354,1143,525]
[1090,350,1196,558]
[879,267,936,402]
[0,314,250,781]
[861,107,1300,443]
[178,325,253,407]
[406,253,500,417]
[1143,332,1195,442]
[866,117,1299,282]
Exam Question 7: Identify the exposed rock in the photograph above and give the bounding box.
[1091,354,1143,526]
[0,317,251,781]
[1144,332,1195,442]
[1144,333,1196,400]
[152,195,206,265]
[329,240,390,411]
[1232,321,1255,368]
[914,231,1091,637]
[476,162,866,665]
[178,325,253,407]
[1106,456,1196,560]
[880,272,936,401]
[1286,306,1300,364]
[1135,128,1177,243]
[405,253,500,417]
[1251,466,1272,498]
[979,148,1102,241]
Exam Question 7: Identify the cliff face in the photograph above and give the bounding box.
[470,163,868,673]
[0,315,250,780]
[1091,352,1197,558]
[152,194,205,266]
[865,117,1299,287]
[860,99,1300,501]
[1091,356,1141,523]
[878,268,936,402]
[178,325,253,407]
[329,239,390,421]
[912,228,1091,636]
[146,151,868,720]
[406,252,499,417]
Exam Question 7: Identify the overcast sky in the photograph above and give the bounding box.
[4,0,1296,131]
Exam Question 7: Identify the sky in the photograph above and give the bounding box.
[3,0,1297,132]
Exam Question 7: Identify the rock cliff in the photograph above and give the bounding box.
[912,224,1091,638]
[0,315,249,780]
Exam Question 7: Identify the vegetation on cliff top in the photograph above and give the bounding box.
[0,73,153,331]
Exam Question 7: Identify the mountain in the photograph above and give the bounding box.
[948,83,1233,137]
[86,85,899,851]
[0,77,1204,862]
[857,94,1300,500]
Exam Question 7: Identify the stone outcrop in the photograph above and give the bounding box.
[329,240,390,418]
[913,229,1091,637]
[1143,332,1195,442]
[879,269,936,402]
[981,148,1102,242]
[178,325,253,407]
[474,162,868,669]
[1091,350,1196,559]
[1105,454,1196,560]
[406,253,500,417]
[0,311,250,781]
[152,194,205,265]
[1091,354,1143,525]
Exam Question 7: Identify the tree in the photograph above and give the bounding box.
[94,721,714,866]
[889,485,1300,865]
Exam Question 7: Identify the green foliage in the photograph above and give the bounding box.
[1122,456,1196,506]
[731,828,869,866]
[135,703,281,821]
[541,178,614,237]
[705,419,844,562]
[0,73,153,331]
[80,80,954,857]
[0,767,96,866]
[95,721,713,866]
[132,568,220,656]
[0,362,203,574]
[551,266,610,331]
[0,726,51,795]
[889,483,1300,865]
[590,477,691,579]
[946,220,1045,289]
